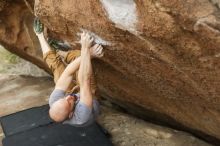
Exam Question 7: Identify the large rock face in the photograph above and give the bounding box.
[0,0,51,73]
[0,0,220,143]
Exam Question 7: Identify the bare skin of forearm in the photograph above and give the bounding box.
[78,47,93,107]
[64,56,81,76]
[78,48,92,85]
[37,33,51,54]
[55,56,81,90]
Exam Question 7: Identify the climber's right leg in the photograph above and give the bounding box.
[43,50,66,83]
[34,18,68,84]
[40,41,78,93]
[34,18,66,83]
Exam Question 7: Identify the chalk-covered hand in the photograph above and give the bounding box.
[80,31,94,50]
[90,44,104,58]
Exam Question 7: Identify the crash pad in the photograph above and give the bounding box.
[0,105,112,146]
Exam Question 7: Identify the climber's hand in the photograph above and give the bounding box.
[90,44,104,58]
[80,31,94,50]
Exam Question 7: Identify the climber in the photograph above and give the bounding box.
[34,18,104,126]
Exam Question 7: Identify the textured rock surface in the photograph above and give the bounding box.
[98,106,211,146]
[0,0,220,143]
[0,0,51,73]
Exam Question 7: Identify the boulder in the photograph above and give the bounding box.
[0,0,51,73]
[0,0,220,143]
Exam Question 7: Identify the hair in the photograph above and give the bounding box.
[49,99,70,122]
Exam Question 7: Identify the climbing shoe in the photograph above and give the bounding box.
[33,17,44,34]
[48,38,71,51]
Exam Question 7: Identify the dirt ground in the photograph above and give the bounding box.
[0,74,211,146]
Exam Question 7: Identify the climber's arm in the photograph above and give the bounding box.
[78,32,93,108]
[78,32,104,108]
[55,56,81,91]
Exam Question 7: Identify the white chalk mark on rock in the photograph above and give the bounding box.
[100,0,138,33]
[78,29,112,46]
